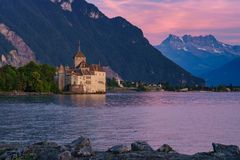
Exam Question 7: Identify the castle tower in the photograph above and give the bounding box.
[74,41,86,68]
[58,65,65,91]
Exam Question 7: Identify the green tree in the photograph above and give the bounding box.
[0,65,17,91]
[0,62,58,93]
[31,71,43,92]
[107,78,119,88]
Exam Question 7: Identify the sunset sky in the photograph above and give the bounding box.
[87,0,240,45]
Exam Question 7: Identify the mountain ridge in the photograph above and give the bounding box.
[203,57,240,86]
[0,0,204,85]
[156,34,240,76]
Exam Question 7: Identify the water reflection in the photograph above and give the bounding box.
[57,94,106,107]
[56,93,151,108]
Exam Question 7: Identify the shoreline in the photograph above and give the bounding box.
[0,137,239,160]
[0,89,239,97]
[0,92,54,97]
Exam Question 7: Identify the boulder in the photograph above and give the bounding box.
[212,143,240,155]
[58,151,72,160]
[131,141,153,151]
[70,137,93,157]
[157,144,175,153]
[0,143,31,160]
[108,145,130,154]
[23,141,61,160]
[0,150,19,160]
[192,152,214,159]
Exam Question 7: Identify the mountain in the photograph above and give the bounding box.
[203,58,240,86]
[156,34,240,76]
[0,0,204,85]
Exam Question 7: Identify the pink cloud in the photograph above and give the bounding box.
[87,0,240,45]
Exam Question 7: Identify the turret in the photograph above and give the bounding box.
[58,65,65,91]
[74,52,86,68]
[58,65,65,74]
[74,41,86,68]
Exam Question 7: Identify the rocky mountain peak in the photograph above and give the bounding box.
[159,34,240,55]
[50,0,104,19]
[164,34,183,43]
[156,34,240,77]
[161,34,185,50]
[75,0,105,19]
[50,0,74,11]
[182,34,216,42]
[182,34,219,48]
[205,34,217,41]
[0,23,36,67]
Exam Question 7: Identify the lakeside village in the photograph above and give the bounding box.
[0,48,240,96]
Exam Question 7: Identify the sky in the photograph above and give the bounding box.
[87,0,240,45]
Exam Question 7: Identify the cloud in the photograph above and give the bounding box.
[87,0,240,45]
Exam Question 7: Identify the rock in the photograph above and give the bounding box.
[108,145,131,154]
[0,23,36,67]
[192,152,214,160]
[0,143,24,160]
[157,144,175,153]
[33,141,59,148]
[23,141,62,160]
[1,140,240,160]
[58,151,72,160]
[0,151,18,160]
[70,137,93,157]
[212,143,240,155]
[131,141,153,151]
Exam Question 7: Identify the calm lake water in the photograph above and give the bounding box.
[0,92,240,154]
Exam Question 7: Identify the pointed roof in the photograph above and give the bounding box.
[58,65,65,73]
[74,40,86,58]
[75,51,86,58]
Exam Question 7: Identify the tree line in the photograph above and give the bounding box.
[0,62,58,93]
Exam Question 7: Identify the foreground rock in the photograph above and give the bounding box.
[212,143,240,156]
[70,137,93,157]
[0,137,240,160]
[131,141,153,152]
[157,144,175,153]
[108,145,130,154]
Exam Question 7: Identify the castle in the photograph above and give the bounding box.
[55,47,106,94]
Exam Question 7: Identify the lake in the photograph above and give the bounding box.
[0,92,240,154]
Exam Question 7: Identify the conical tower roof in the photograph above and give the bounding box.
[74,40,86,58]
[74,51,85,58]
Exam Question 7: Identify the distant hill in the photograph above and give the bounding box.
[203,58,240,86]
[0,0,204,85]
[156,34,240,76]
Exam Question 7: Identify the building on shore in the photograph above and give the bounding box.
[55,48,106,94]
